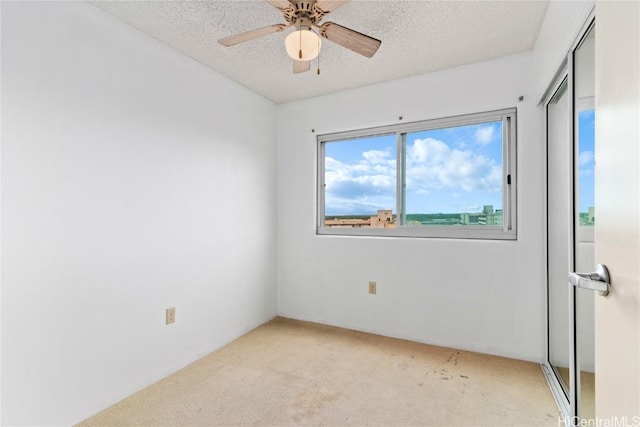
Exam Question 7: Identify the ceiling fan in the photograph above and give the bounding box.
[218,0,382,74]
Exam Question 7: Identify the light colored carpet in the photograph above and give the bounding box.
[78,317,559,426]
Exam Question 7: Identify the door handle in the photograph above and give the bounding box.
[568,264,610,296]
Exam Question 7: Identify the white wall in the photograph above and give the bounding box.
[0,2,278,425]
[276,53,547,362]
[530,0,595,103]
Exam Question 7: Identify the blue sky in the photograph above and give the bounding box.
[578,109,595,213]
[324,122,504,216]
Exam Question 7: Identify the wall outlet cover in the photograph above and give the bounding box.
[166,307,176,325]
[369,281,377,295]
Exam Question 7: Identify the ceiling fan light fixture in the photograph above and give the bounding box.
[285,29,321,61]
[218,1,381,74]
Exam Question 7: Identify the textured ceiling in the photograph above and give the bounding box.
[91,0,549,104]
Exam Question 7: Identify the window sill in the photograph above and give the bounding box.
[317,226,517,240]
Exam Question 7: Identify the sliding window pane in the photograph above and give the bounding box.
[324,134,397,228]
[404,121,503,226]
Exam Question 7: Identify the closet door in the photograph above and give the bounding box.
[546,77,572,406]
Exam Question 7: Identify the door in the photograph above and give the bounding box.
[572,25,596,420]
[546,3,640,420]
[544,19,596,422]
[593,1,640,418]
[546,76,572,411]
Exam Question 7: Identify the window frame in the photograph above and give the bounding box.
[316,108,518,240]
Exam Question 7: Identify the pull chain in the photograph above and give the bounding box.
[298,25,303,59]
[316,32,321,75]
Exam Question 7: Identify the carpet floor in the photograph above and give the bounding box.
[77,317,559,426]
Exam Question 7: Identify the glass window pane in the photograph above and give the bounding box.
[404,121,503,226]
[324,134,396,228]
[578,109,595,226]
[316,108,516,239]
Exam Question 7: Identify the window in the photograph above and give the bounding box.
[577,104,595,242]
[317,108,517,239]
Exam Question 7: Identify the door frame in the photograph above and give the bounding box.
[542,71,570,419]
[541,8,595,423]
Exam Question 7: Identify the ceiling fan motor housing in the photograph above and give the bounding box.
[282,0,330,26]
[218,0,382,69]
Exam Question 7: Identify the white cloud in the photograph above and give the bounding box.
[579,150,594,166]
[578,151,595,178]
[406,137,501,194]
[362,149,392,165]
[325,150,395,192]
[324,149,396,214]
[474,125,497,146]
[324,138,502,214]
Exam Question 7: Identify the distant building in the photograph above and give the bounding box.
[327,206,504,228]
[325,210,396,228]
[324,218,370,228]
[461,205,503,225]
[460,213,480,225]
[369,210,396,228]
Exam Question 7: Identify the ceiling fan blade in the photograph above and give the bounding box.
[293,60,310,74]
[266,0,292,11]
[319,22,381,58]
[218,24,287,47]
[315,1,349,13]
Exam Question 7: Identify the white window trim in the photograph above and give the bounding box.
[317,108,518,240]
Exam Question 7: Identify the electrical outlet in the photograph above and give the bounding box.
[368,281,377,295]
[166,307,176,325]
